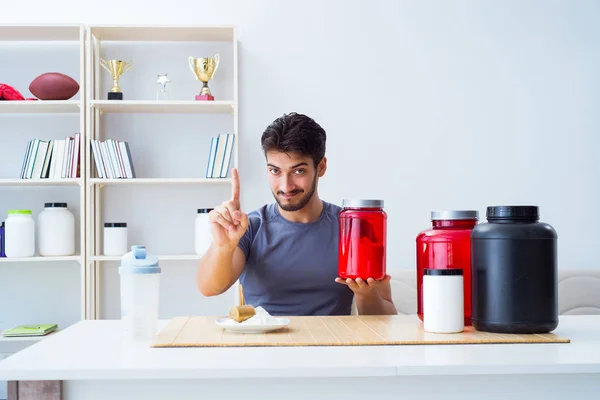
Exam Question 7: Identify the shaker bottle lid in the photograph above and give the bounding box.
[45,202,67,208]
[424,268,463,276]
[119,245,160,274]
[197,208,214,213]
[7,210,32,215]
[486,205,539,221]
[431,210,478,221]
[342,199,384,208]
[104,222,127,227]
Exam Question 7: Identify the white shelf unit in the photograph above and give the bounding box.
[0,24,87,347]
[86,25,238,319]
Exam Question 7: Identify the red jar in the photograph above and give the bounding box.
[338,199,387,280]
[416,210,478,325]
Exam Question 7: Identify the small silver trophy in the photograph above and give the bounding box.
[156,74,171,100]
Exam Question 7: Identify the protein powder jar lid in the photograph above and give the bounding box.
[342,199,384,208]
[104,222,127,228]
[486,206,539,221]
[431,210,478,221]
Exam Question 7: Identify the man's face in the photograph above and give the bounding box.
[266,151,323,212]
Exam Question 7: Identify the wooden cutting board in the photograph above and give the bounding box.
[151,315,570,348]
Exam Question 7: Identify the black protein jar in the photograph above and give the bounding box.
[470,205,558,334]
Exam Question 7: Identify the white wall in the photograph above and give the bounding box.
[1,0,599,329]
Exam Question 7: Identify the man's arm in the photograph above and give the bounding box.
[336,276,398,315]
[196,243,246,297]
[196,167,249,297]
[355,279,397,315]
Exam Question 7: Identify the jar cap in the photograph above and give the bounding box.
[486,206,539,221]
[197,208,214,214]
[45,202,67,208]
[424,268,463,276]
[104,222,127,227]
[431,210,478,221]
[342,199,384,208]
[7,210,32,215]
[119,245,160,274]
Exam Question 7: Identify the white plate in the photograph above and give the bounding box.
[215,317,290,334]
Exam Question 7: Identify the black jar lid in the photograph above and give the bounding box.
[424,268,463,276]
[104,222,127,227]
[45,202,67,208]
[197,208,214,214]
[487,206,539,221]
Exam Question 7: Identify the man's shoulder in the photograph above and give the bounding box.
[323,200,342,216]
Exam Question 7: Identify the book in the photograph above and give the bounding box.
[2,323,58,337]
[205,133,235,178]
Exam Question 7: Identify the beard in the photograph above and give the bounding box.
[273,173,317,212]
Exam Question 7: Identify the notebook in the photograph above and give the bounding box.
[2,324,58,337]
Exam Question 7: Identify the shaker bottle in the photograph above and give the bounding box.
[119,245,161,341]
[338,199,387,280]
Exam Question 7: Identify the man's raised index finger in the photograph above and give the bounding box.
[231,167,240,201]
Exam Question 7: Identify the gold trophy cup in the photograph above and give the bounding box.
[100,58,133,100]
[188,54,220,101]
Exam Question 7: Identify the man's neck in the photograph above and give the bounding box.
[278,195,324,223]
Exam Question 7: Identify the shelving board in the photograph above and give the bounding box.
[88,25,235,42]
[0,24,82,41]
[0,256,82,263]
[0,178,82,187]
[0,100,81,114]
[91,254,202,263]
[90,100,234,114]
[88,178,232,186]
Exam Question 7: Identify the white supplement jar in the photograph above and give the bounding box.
[38,202,75,256]
[195,208,213,255]
[423,268,464,333]
[5,210,35,258]
[104,222,128,256]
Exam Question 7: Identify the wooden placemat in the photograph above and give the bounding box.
[151,315,570,348]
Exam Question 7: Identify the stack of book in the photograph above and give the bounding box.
[90,138,136,179]
[19,133,81,179]
[206,133,235,178]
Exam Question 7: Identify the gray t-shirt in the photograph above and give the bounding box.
[237,200,354,316]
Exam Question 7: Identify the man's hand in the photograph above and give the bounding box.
[208,168,249,248]
[335,275,397,315]
[335,275,392,297]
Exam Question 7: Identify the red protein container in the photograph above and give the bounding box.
[338,199,387,280]
[416,210,478,325]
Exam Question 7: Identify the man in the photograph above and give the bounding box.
[196,112,396,316]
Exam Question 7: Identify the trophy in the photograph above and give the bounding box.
[156,74,170,100]
[100,58,133,100]
[188,54,219,101]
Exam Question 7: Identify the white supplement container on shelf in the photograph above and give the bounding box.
[38,202,75,256]
[119,245,161,342]
[423,268,464,333]
[104,222,128,256]
[195,208,213,255]
[4,210,35,258]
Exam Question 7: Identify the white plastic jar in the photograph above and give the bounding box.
[194,208,213,255]
[38,202,75,256]
[423,268,464,333]
[104,222,128,256]
[5,210,35,258]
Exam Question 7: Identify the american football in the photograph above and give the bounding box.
[29,72,80,100]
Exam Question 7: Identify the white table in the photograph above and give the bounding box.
[0,315,599,400]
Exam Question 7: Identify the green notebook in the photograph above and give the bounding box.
[2,324,58,337]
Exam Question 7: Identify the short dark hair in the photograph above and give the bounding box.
[261,112,326,167]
